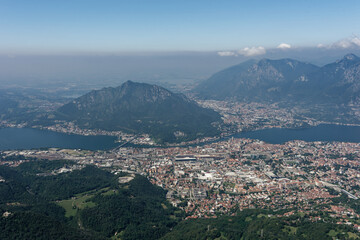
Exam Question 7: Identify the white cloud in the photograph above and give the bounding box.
[332,36,360,49]
[351,37,360,46]
[277,43,291,49]
[335,40,353,48]
[237,46,266,56]
[217,51,237,57]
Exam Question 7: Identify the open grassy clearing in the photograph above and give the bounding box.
[57,187,116,217]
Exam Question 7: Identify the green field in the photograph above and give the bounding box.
[57,187,114,217]
[101,188,118,196]
[348,232,360,239]
[57,194,95,217]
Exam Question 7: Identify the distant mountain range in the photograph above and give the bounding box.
[195,54,360,105]
[55,81,221,143]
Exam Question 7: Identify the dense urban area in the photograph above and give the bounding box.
[2,134,360,234]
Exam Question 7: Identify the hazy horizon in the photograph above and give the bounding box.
[1,46,360,91]
[1,1,360,90]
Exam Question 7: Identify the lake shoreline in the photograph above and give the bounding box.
[1,124,360,151]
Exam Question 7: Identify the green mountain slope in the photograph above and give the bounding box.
[0,161,179,240]
[162,210,359,240]
[55,81,221,143]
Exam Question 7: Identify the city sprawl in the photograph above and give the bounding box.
[2,137,360,231]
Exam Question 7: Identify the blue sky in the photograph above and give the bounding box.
[1,0,360,53]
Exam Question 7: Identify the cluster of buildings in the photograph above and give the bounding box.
[198,100,322,132]
[35,121,157,146]
[2,137,360,229]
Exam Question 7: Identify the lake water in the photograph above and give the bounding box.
[234,124,360,144]
[0,124,360,150]
[0,128,119,150]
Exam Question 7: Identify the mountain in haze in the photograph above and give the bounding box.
[55,81,221,143]
[304,53,360,104]
[195,54,360,105]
